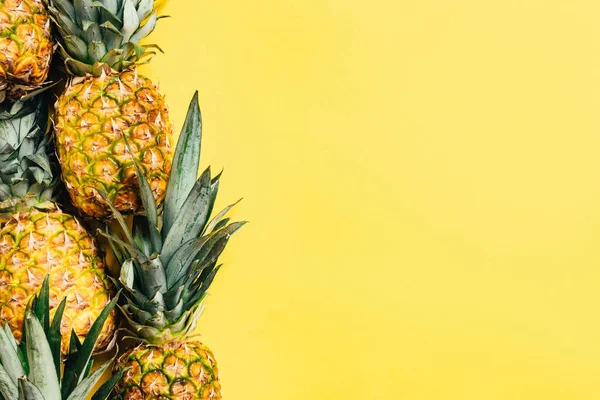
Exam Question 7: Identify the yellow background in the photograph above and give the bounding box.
[140,0,600,398]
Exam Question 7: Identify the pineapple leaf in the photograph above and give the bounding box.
[104,226,127,264]
[83,357,94,381]
[91,365,127,400]
[4,325,27,376]
[186,264,222,310]
[163,299,183,321]
[0,327,24,386]
[136,0,152,21]
[100,47,125,65]
[17,377,45,400]
[32,277,50,334]
[49,9,82,36]
[62,35,89,62]
[163,92,202,237]
[129,12,157,44]
[161,168,212,265]
[52,0,77,21]
[212,218,230,233]
[74,0,99,23]
[0,364,17,400]
[168,301,204,334]
[204,199,242,234]
[120,0,139,42]
[139,257,167,296]
[123,135,161,253]
[163,284,184,310]
[48,298,67,377]
[120,259,135,289]
[2,325,17,353]
[91,0,120,20]
[61,292,119,397]
[196,237,229,274]
[95,188,135,246]
[98,20,123,35]
[196,222,246,268]
[165,234,212,288]
[65,358,112,400]
[24,312,61,400]
[132,216,153,257]
[64,56,94,75]
[82,20,103,42]
[88,40,108,61]
[60,331,81,397]
[97,229,146,260]
[112,272,150,305]
[121,304,152,323]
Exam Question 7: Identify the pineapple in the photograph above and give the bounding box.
[0,276,123,400]
[0,0,53,102]
[0,94,116,355]
[105,93,245,399]
[49,0,173,218]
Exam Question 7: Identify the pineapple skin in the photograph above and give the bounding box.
[115,341,222,400]
[0,0,52,100]
[54,68,174,218]
[0,209,116,354]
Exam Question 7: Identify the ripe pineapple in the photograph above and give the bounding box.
[0,0,53,102]
[49,0,173,218]
[0,95,116,355]
[106,93,245,399]
[0,276,122,400]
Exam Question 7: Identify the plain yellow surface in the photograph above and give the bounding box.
[137,0,600,398]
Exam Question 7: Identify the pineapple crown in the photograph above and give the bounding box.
[99,92,245,344]
[0,95,59,221]
[49,0,162,76]
[0,277,121,400]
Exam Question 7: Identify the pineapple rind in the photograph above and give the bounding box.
[54,69,174,218]
[0,0,52,101]
[0,208,116,354]
[114,341,222,400]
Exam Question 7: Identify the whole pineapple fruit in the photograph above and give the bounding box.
[0,94,116,355]
[107,93,245,399]
[49,0,173,218]
[0,0,53,102]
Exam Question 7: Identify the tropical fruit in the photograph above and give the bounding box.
[0,0,53,102]
[107,93,245,399]
[0,276,122,400]
[49,0,173,218]
[0,95,116,354]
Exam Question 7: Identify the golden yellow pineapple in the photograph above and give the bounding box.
[0,96,116,355]
[116,342,222,399]
[55,70,173,218]
[0,0,52,102]
[107,94,244,399]
[49,0,173,218]
[0,208,116,354]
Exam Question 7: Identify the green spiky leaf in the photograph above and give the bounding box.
[17,377,45,400]
[24,312,61,400]
[163,91,201,236]
[49,298,67,376]
[61,293,119,397]
[161,168,212,265]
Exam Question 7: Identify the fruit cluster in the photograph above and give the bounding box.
[0,1,244,399]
